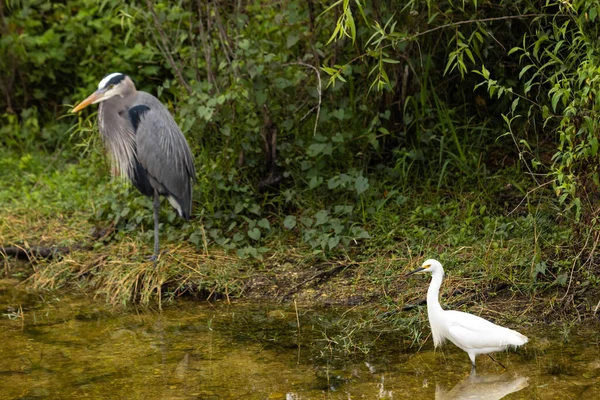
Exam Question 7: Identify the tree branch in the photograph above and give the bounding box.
[326,14,550,79]
[211,1,238,78]
[197,0,216,88]
[146,0,193,95]
[1,246,77,260]
[287,62,322,136]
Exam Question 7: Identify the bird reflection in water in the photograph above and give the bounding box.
[436,372,529,400]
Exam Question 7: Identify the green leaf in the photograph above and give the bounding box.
[238,39,250,50]
[309,176,323,189]
[247,227,261,241]
[345,8,356,43]
[354,176,369,195]
[326,23,342,45]
[234,202,245,214]
[189,232,200,246]
[255,90,267,106]
[551,90,562,112]
[328,176,341,189]
[286,32,299,48]
[444,53,457,76]
[591,137,598,157]
[321,66,337,76]
[354,0,369,26]
[464,48,475,64]
[518,64,535,79]
[258,218,271,230]
[248,204,261,215]
[283,215,297,229]
[314,209,329,226]
[328,236,340,250]
[428,12,440,24]
[307,143,327,157]
[534,261,546,278]
[351,226,371,239]
[273,78,292,89]
[300,216,314,228]
[511,98,519,113]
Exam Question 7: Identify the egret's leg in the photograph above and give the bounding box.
[151,190,160,265]
[470,364,477,376]
[487,354,506,369]
[469,353,477,374]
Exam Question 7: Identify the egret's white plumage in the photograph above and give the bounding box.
[406,259,528,370]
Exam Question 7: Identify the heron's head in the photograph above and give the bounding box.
[405,259,443,276]
[72,73,135,112]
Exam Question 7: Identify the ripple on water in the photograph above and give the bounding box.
[1,288,599,399]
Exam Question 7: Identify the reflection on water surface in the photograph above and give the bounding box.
[436,372,529,400]
[1,284,599,399]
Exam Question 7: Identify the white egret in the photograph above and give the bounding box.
[406,259,528,371]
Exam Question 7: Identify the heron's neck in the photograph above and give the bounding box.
[427,269,445,314]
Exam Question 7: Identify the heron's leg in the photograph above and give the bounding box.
[487,354,506,369]
[151,190,160,264]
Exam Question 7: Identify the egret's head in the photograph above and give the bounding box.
[405,259,443,276]
[72,73,135,112]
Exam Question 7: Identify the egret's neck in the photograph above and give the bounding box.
[427,269,445,314]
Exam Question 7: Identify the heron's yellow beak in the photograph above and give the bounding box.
[72,90,105,113]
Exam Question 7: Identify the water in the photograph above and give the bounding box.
[1,281,599,399]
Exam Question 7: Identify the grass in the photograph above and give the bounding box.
[0,147,246,305]
[1,144,598,355]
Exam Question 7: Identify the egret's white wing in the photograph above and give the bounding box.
[445,310,527,351]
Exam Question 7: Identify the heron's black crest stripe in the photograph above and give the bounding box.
[101,74,126,89]
[128,105,150,132]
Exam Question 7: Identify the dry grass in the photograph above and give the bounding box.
[0,207,90,248]
[0,202,585,327]
[25,242,248,306]
[1,205,248,306]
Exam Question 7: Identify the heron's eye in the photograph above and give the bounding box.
[108,84,115,90]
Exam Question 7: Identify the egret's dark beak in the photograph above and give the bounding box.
[405,267,425,277]
[72,89,105,113]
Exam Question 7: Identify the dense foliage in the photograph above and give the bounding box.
[2,0,600,286]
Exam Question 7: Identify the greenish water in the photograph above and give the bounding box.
[1,282,599,399]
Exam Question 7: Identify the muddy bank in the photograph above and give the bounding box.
[4,242,598,325]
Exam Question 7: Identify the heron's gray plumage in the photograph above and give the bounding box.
[98,96,137,180]
[96,76,196,219]
[134,92,196,219]
[74,73,196,263]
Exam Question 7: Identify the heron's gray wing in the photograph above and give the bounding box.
[134,93,196,219]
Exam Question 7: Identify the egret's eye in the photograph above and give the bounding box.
[423,264,431,269]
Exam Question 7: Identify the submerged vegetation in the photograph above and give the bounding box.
[3,0,600,351]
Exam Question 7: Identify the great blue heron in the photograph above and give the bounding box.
[72,73,196,263]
